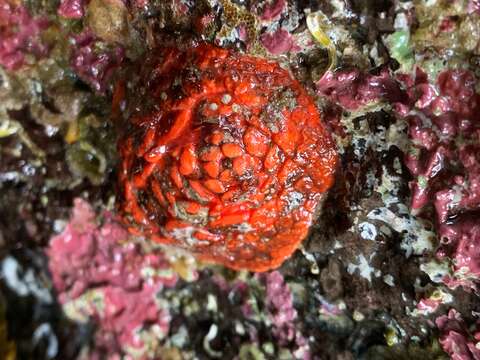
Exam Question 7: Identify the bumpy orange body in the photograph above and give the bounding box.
[117,43,337,271]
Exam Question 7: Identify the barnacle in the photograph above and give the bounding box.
[117,43,337,271]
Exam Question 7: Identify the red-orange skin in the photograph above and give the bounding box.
[117,43,337,271]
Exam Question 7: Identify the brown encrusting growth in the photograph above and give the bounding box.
[117,43,338,271]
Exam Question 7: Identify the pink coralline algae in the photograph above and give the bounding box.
[260,28,297,55]
[212,271,310,358]
[58,0,87,19]
[258,0,286,21]
[469,0,480,14]
[70,31,124,93]
[47,198,177,357]
[173,0,190,16]
[400,69,480,289]
[316,68,405,111]
[0,2,49,70]
[416,297,441,315]
[314,65,480,288]
[436,309,480,360]
[258,271,310,358]
[439,220,480,289]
